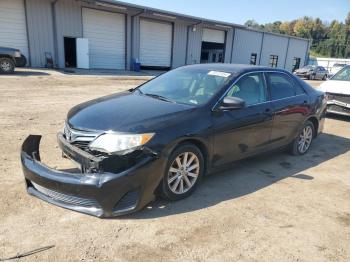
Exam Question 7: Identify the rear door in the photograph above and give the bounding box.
[266,72,309,148]
[212,72,274,167]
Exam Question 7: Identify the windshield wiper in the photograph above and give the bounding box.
[143,93,175,103]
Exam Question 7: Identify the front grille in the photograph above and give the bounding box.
[32,182,100,208]
[71,140,90,150]
[328,93,350,104]
[113,191,139,213]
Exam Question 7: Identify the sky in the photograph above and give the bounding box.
[120,0,349,25]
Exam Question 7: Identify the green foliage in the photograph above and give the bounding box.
[245,12,350,58]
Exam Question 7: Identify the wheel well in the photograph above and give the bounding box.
[0,55,15,62]
[177,139,209,172]
[307,117,319,137]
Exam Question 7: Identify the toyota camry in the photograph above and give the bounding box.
[21,64,327,217]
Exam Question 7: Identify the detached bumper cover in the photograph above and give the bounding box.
[21,135,165,217]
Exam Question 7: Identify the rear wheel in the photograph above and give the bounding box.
[291,121,314,155]
[0,57,15,74]
[161,143,204,201]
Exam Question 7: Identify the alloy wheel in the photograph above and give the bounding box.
[167,152,200,194]
[298,125,313,153]
[0,61,11,72]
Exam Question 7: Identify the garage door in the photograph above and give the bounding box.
[0,0,29,62]
[202,28,225,43]
[82,8,125,69]
[140,19,172,67]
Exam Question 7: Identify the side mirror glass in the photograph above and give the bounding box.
[219,96,245,110]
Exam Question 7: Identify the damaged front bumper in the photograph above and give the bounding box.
[20,134,165,218]
[327,100,350,116]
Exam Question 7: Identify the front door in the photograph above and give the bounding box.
[212,72,274,167]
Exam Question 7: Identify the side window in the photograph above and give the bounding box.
[226,73,267,106]
[266,73,297,100]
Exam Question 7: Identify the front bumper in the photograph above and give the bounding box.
[327,100,350,116]
[21,134,165,218]
[294,72,310,78]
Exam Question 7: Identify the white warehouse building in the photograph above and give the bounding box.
[0,0,310,71]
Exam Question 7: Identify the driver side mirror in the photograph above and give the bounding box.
[219,96,245,110]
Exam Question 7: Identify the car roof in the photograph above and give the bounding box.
[180,63,287,74]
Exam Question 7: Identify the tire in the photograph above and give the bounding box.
[290,121,315,156]
[0,57,15,74]
[322,74,327,80]
[160,143,205,201]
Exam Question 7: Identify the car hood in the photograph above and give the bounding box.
[0,46,19,52]
[67,92,196,133]
[319,80,350,95]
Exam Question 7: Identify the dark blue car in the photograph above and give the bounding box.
[21,64,327,217]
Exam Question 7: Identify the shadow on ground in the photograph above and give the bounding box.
[124,133,350,219]
[10,70,50,76]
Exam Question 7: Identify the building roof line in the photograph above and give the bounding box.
[90,0,310,42]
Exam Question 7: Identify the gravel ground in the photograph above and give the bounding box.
[0,70,349,262]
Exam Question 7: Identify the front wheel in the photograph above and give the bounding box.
[291,121,314,155]
[160,143,204,201]
[0,57,15,74]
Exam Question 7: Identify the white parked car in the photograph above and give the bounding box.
[330,63,347,77]
[319,65,350,116]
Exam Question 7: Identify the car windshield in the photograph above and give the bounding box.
[138,68,233,105]
[331,66,350,81]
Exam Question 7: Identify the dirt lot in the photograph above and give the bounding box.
[0,70,349,262]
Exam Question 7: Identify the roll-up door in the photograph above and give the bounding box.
[140,19,172,67]
[82,8,125,69]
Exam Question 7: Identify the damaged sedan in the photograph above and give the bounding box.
[21,64,326,218]
[319,65,350,116]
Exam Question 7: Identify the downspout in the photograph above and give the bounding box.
[230,27,236,63]
[23,0,32,67]
[51,0,59,68]
[283,37,290,70]
[258,32,265,65]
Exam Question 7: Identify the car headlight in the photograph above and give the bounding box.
[88,132,154,155]
[14,51,21,58]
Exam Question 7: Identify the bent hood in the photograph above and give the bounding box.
[67,92,195,133]
[319,80,350,95]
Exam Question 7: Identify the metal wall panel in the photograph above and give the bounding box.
[25,0,55,67]
[260,33,289,68]
[285,38,309,71]
[172,21,188,68]
[231,28,263,65]
[54,0,82,68]
[186,24,203,65]
[224,28,234,63]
